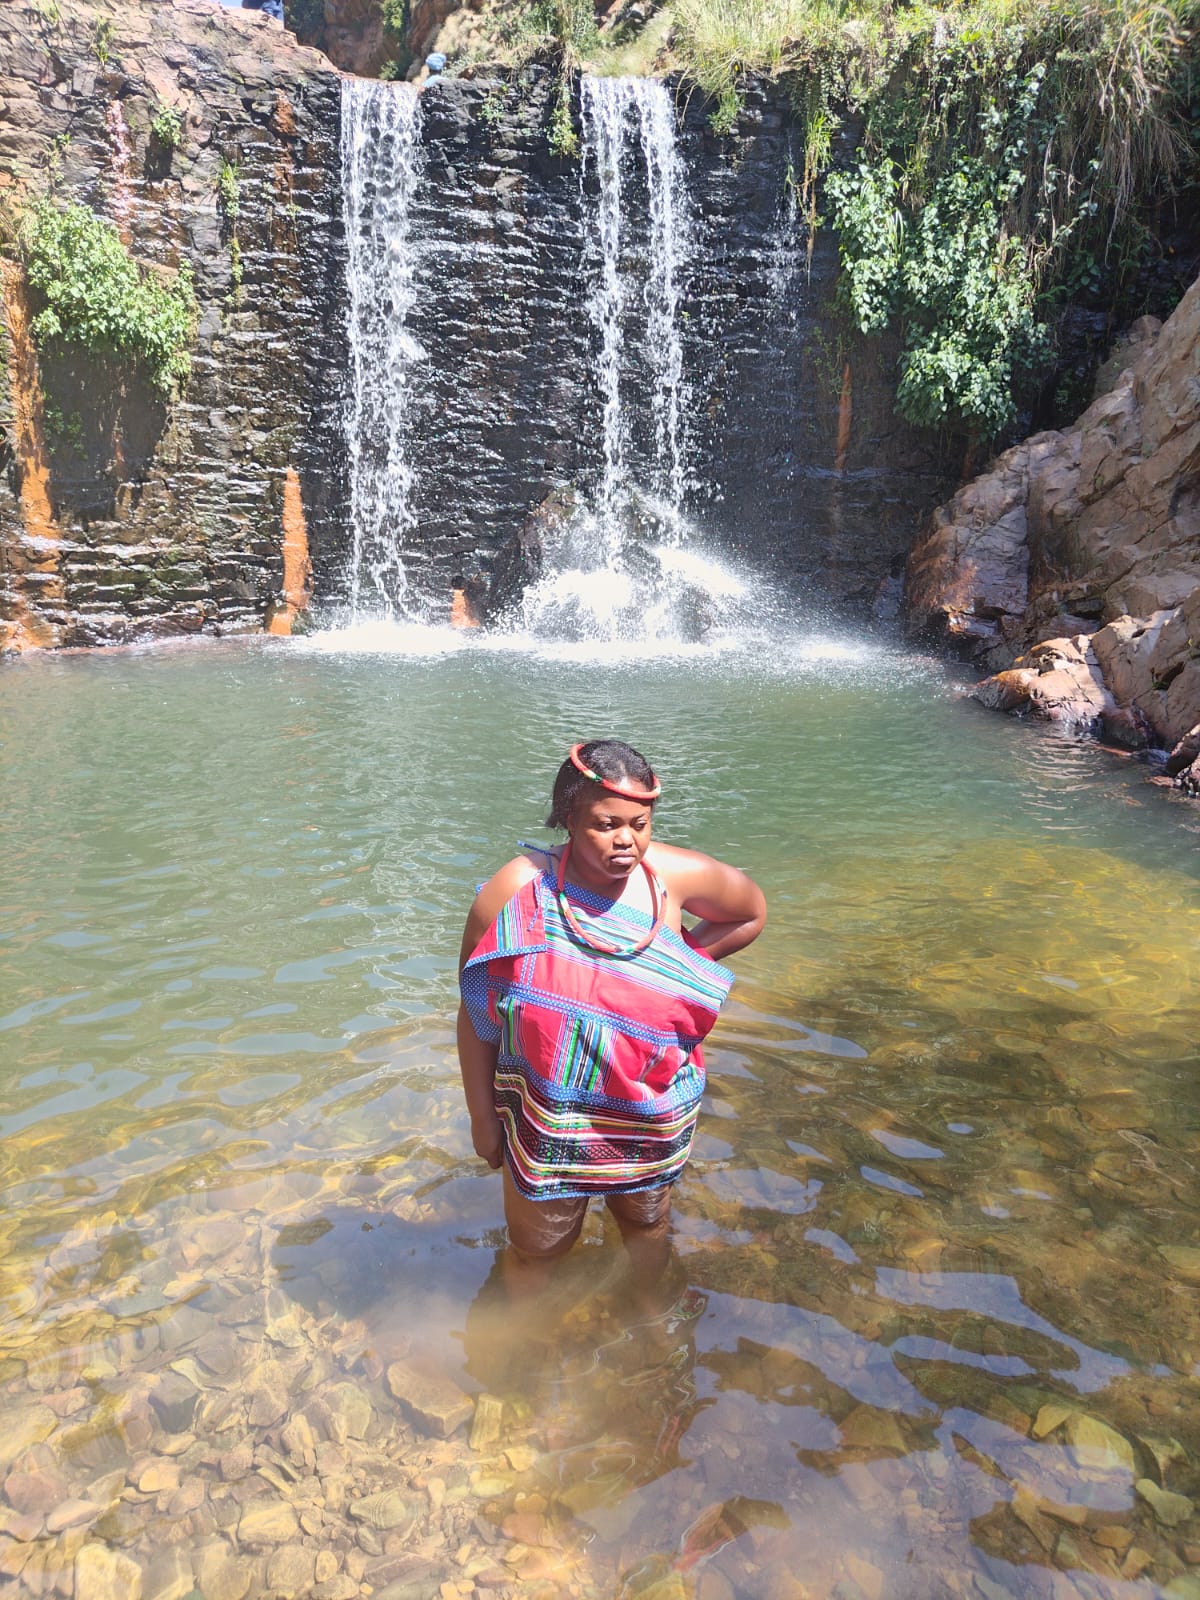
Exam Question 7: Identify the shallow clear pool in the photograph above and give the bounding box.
[1,625,1197,1600]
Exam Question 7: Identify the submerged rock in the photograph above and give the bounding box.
[469,1394,505,1453]
[1063,1413,1135,1473]
[386,1361,472,1439]
[1136,1478,1195,1527]
[193,1542,253,1600]
[75,1542,144,1600]
[348,1489,420,1532]
[0,1406,56,1470]
[1159,1246,1200,1284]
[237,1499,301,1545]
[265,1543,317,1597]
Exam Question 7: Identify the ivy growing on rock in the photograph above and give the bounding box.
[671,0,1197,440]
[547,80,579,158]
[217,159,241,221]
[826,93,1054,436]
[20,198,196,394]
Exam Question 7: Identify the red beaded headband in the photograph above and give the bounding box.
[568,744,662,802]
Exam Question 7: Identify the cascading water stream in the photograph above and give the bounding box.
[579,76,693,541]
[341,79,425,621]
[511,78,784,647]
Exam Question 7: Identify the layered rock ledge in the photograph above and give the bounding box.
[0,0,345,650]
[904,273,1200,795]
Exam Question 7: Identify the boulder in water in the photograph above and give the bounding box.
[970,635,1114,738]
[483,491,569,621]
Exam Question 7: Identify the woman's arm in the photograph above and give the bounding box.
[456,856,539,1168]
[651,844,767,962]
[457,1002,502,1167]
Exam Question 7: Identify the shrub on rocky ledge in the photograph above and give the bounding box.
[19,197,196,394]
[150,104,184,150]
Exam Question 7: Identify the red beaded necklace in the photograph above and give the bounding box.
[555,841,667,958]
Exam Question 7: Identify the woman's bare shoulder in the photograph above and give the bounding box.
[646,840,765,923]
[459,851,549,965]
[478,851,547,905]
[646,839,715,881]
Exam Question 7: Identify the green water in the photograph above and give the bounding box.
[1,629,1198,1600]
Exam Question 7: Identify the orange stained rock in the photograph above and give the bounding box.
[1,261,63,652]
[273,134,297,253]
[266,466,312,636]
[105,100,135,248]
[272,91,298,138]
[835,360,852,474]
[450,587,480,629]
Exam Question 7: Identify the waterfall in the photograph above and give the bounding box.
[507,76,757,648]
[341,80,425,621]
[579,76,693,540]
[329,73,781,656]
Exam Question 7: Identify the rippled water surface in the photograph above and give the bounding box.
[1,631,1198,1600]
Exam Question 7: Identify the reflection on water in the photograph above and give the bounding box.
[0,635,1198,1599]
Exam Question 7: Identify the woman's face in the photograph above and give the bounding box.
[568,791,654,888]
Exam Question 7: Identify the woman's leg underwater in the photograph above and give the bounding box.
[501,1162,587,1296]
[606,1185,673,1308]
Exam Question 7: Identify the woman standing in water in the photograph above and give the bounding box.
[457,739,766,1300]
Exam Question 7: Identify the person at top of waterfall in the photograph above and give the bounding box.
[457,739,766,1301]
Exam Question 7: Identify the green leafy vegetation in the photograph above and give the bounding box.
[92,17,115,64]
[356,0,1193,432]
[382,0,409,36]
[548,79,579,157]
[218,159,241,221]
[42,400,86,452]
[19,198,196,394]
[217,162,243,299]
[457,0,600,79]
[150,105,183,150]
[671,0,1197,436]
[478,81,511,126]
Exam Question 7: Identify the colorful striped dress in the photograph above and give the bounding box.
[460,860,735,1200]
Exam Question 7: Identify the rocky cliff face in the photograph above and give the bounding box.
[904,275,1200,791]
[0,0,346,649]
[1,0,964,649]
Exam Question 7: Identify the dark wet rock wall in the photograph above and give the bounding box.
[0,0,345,649]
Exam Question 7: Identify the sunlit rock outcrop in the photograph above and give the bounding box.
[904,273,1200,789]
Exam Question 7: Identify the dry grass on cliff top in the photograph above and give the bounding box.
[447,0,1196,232]
[671,0,1194,107]
[672,0,1195,210]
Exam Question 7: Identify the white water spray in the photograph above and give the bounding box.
[341,80,425,620]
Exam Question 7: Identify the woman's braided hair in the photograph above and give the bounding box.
[546,739,657,829]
